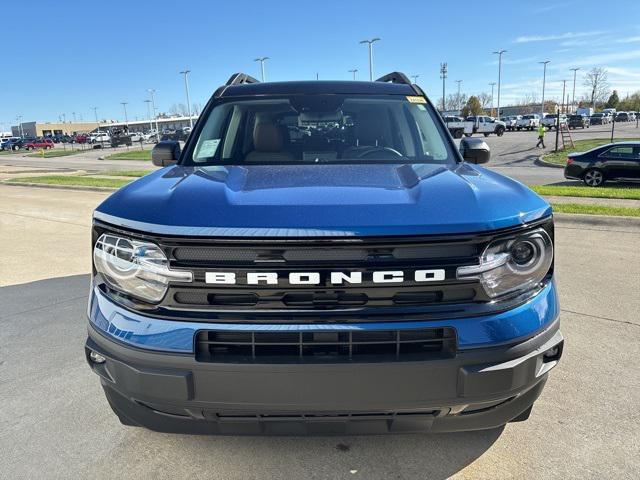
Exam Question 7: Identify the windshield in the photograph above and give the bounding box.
[187,94,455,166]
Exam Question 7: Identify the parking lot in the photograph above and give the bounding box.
[1,184,639,479]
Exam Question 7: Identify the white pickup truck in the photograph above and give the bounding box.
[444,115,506,138]
[541,114,567,130]
[516,114,541,131]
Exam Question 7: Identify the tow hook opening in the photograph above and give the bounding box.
[542,340,563,363]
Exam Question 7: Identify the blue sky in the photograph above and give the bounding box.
[2,0,640,126]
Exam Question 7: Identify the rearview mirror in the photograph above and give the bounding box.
[151,140,181,167]
[459,137,490,164]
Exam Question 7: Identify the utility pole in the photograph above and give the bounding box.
[555,80,567,152]
[179,69,193,128]
[455,80,462,111]
[489,82,496,117]
[591,71,600,110]
[411,74,420,84]
[16,115,23,137]
[120,102,129,127]
[348,69,358,80]
[359,38,380,81]
[539,60,550,117]
[439,62,448,112]
[72,112,76,122]
[144,99,152,133]
[570,67,580,113]
[254,57,269,82]
[493,50,506,120]
[147,89,159,138]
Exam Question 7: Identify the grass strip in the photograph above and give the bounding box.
[103,170,153,177]
[551,202,640,217]
[532,185,640,200]
[104,149,151,160]
[542,137,638,165]
[8,175,131,188]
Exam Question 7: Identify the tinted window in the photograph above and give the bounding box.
[602,146,635,158]
[189,95,455,166]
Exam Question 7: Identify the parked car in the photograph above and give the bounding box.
[628,112,637,121]
[0,136,21,149]
[129,132,145,142]
[601,112,612,124]
[590,113,606,125]
[110,129,133,147]
[615,112,630,122]
[24,138,55,150]
[516,114,540,130]
[74,134,89,144]
[501,115,521,131]
[1,138,27,151]
[564,141,640,186]
[567,114,590,129]
[90,132,111,144]
[541,114,567,130]
[444,115,505,138]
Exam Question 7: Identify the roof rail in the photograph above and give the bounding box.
[225,72,260,86]
[375,72,412,85]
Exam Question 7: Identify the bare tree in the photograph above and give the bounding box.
[192,103,202,116]
[443,93,467,111]
[169,103,189,116]
[477,92,492,110]
[583,67,610,109]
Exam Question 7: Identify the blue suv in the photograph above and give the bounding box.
[86,72,563,434]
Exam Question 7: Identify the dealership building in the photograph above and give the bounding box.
[11,115,198,138]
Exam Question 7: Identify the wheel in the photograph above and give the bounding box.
[13,145,19,151]
[453,130,463,139]
[483,132,490,137]
[496,127,505,137]
[464,133,472,137]
[583,169,605,187]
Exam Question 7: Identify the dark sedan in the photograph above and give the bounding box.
[1,138,26,151]
[568,114,589,129]
[564,142,640,186]
[590,113,605,125]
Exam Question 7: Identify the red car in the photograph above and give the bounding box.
[74,134,88,144]
[25,138,55,150]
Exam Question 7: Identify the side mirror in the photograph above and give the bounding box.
[460,137,490,164]
[151,140,181,167]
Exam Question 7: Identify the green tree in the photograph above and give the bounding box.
[461,96,483,117]
[605,90,620,109]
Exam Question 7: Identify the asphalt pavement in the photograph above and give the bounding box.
[1,185,639,479]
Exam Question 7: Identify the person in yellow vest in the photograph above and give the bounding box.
[536,124,546,148]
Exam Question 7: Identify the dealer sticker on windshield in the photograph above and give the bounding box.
[406,96,427,104]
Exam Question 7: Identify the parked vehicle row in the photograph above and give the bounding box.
[442,115,505,138]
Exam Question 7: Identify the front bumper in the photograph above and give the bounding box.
[86,282,562,434]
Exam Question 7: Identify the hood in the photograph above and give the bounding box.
[95,163,551,237]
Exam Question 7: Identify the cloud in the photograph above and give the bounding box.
[532,2,574,14]
[515,31,607,43]
[617,36,640,44]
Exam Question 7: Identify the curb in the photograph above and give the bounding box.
[1,181,118,193]
[535,156,565,169]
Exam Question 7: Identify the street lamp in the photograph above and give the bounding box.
[147,89,159,138]
[120,102,129,127]
[539,60,551,117]
[72,112,76,122]
[254,57,269,82]
[493,50,506,120]
[348,69,358,80]
[359,38,380,81]
[92,107,100,133]
[489,82,496,117]
[144,99,152,133]
[411,74,420,84]
[179,69,193,128]
[455,80,463,110]
[16,115,24,137]
[439,63,448,111]
[570,67,580,113]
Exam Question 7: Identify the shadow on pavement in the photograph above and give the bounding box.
[1,274,503,479]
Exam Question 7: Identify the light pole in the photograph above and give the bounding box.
[539,60,550,117]
[120,102,129,127]
[411,74,420,84]
[455,80,462,111]
[16,115,23,137]
[439,63,447,111]
[348,69,358,80]
[179,69,193,128]
[92,107,100,133]
[72,112,76,122]
[144,99,152,132]
[489,82,496,117]
[147,89,159,137]
[359,38,380,81]
[493,50,506,120]
[254,57,269,82]
[570,67,580,113]
[591,71,600,110]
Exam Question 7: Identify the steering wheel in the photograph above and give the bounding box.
[352,146,404,159]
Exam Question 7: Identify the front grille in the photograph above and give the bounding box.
[195,327,456,363]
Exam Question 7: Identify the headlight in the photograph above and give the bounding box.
[93,233,192,303]
[457,228,553,298]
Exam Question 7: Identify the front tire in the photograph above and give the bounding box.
[583,169,605,187]
[464,133,472,137]
[496,127,505,137]
[483,133,490,137]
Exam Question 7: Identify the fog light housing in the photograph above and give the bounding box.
[89,350,106,364]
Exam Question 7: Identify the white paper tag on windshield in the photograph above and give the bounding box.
[196,139,220,158]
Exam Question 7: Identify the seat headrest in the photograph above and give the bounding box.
[253,122,283,152]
